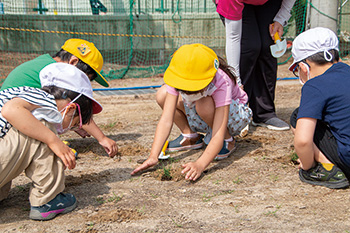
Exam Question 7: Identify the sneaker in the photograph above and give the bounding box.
[30,193,77,221]
[252,117,290,131]
[299,163,349,189]
[166,134,204,152]
[215,139,236,160]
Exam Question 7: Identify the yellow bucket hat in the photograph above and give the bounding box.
[164,43,219,91]
[61,38,109,87]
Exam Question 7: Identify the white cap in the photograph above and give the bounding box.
[289,27,339,71]
[40,63,103,114]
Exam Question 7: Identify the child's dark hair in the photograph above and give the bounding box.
[218,56,237,85]
[42,85,93,125]
[53,49,97,81]
[307,49,339,65]
[178,56,237,94]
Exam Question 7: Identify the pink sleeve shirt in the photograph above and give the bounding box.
[216,0,268,21]
[166,68,248,108]
[216,0,295,26]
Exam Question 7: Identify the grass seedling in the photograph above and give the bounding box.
[86,222,94,230]
[202,193,212,202]
[168,157,180,163]
[233,176,243,184]
[169,216,183,228]
[220,190,235,195]
[102,121,118,130]
[137,205,146,214]
[150,193,159,199]
[214,179,223,185]
[106,192,123,203]
[96,193,123,204]
[161,165,172,180]
[264,205,281,217]
[96,196,104,204]
[270,174,279,182]
[290,152,299,164]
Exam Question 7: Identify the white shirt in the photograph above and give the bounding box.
[0,86,61,138]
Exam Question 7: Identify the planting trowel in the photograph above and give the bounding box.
[270,32,287,58]
[158,140,170,160]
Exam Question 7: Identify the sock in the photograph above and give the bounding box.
[224,137,234,143]
[182,133,198,139]
[321,163,334,171]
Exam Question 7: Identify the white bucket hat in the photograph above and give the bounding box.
[39,63,103,114]
[289,27,339,71]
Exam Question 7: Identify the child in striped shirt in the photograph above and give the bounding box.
[0,63,102,220]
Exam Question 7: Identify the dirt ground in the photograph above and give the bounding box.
[1,61,350,232]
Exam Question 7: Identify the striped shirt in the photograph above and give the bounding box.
[0,86,61,138]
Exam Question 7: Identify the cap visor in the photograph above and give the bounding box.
[289,62,297,72]
[164,70,213,91]
[92,101,103,114]
[95,72,109,87]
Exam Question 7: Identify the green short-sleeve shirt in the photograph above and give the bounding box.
[1,54,56,90]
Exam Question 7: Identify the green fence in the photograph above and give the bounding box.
[0,0,349,84]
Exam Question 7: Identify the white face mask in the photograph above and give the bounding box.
[180,92,204,105]
[298,63,310,85]
[180,83,217,107]
[54,94,81,135]
[55,106,76,135]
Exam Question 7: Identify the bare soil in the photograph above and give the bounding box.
[1,61,350,232]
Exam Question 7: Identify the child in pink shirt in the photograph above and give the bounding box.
[131,44,252,181]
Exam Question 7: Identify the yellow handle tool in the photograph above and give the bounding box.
[158,140,170,160]
[270,31,287,58]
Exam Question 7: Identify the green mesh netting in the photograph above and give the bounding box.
[0,0,349,85]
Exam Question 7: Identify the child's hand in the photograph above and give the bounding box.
[181,162,205,181]
[48,140,76,169]
[99,136,118,158]
[131,157,158,175]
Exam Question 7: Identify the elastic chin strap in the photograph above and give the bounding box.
[324,50,333,62]
[305,64,310,82]
[70,93,82,104]
[299,64,310,85]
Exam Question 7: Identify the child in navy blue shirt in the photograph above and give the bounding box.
[290,27,350,189]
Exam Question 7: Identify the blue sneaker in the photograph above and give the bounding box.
[29,193,77,221]
[215,139,236,161]
[166,134,204,152]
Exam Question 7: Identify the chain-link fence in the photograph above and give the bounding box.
[0,0,349,84]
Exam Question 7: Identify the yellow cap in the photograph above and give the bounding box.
[164,43,219,91]
[61,38,109,87]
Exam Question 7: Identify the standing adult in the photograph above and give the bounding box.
[239,0,295,130]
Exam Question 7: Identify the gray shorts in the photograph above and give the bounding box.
[184,99,252,144]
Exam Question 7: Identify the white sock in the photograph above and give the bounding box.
[181,133,199,139]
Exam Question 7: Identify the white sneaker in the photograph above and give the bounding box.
[252,117,290,131]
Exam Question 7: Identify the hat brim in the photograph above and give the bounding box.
[289,62,297,72]
[91,98,103,114]
[93,69,109,87]
[164,67,214,91]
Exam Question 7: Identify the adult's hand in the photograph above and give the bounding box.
[269,21,283,41]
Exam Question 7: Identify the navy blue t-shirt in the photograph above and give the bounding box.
[298,62,350,166]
